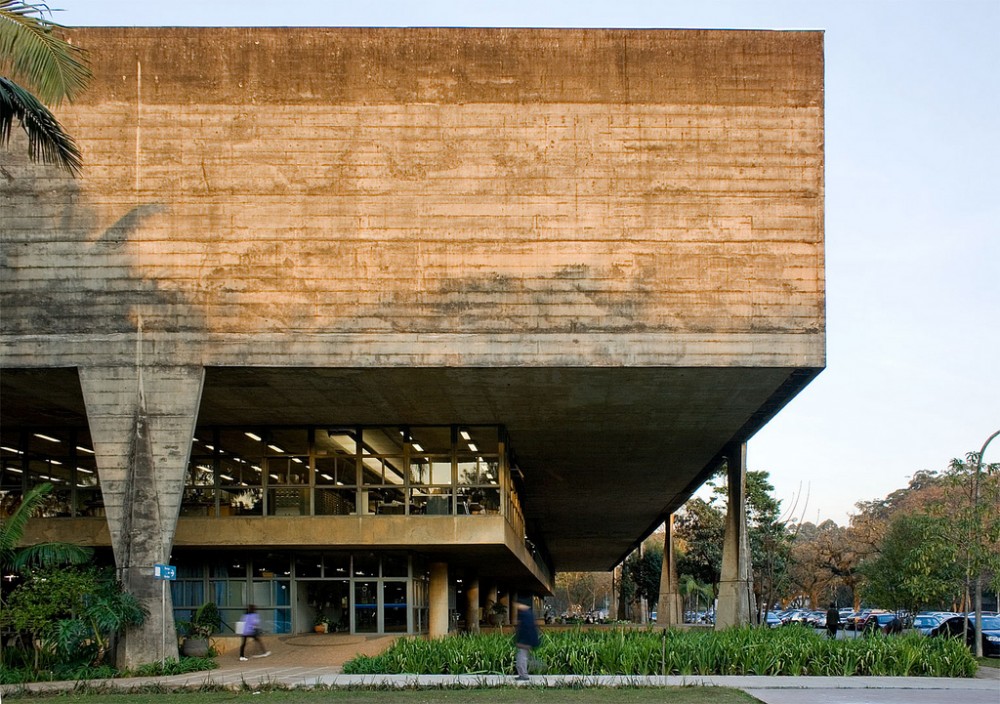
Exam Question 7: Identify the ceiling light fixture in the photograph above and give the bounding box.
[33,433,60,443]
[245,432,262,442]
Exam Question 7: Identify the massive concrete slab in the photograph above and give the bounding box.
[1,28,824,571]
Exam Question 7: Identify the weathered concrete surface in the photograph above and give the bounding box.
[656,514,683,627]
[1,28,823,367]
[1,28,824,572]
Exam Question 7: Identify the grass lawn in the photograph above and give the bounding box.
[976,657,999,669]
[1,687,762,703]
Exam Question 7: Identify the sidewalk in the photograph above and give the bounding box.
[3,633,998,704]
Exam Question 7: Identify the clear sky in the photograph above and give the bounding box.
[51,1,999,526]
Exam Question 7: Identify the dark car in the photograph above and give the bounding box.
[930,615,1000,657]
[861,612,903,634]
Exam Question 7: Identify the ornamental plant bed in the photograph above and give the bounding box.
[343,626,977,678]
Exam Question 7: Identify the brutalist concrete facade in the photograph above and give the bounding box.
[1,28,824,663]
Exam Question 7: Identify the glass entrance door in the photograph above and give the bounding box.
[354,581,378,633]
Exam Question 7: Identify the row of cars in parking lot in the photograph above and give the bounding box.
[763,607,1000,656]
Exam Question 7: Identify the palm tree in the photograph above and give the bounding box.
[0,0,90,173]
[0,482,91,573]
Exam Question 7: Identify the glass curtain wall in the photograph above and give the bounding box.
[173,552,416,635]
[182,424,511,522]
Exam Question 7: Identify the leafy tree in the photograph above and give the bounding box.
[858,513,962,614]
[674,497,725,589]
[2,565,145,671]
[553,571,611,616]
[621,543,662,617]
[0,0,90,172]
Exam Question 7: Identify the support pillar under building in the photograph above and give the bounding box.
[429,562,449,638]
[465,577,480,633]
[656,514,683,627]
[79,364,205,667]
[715,441,756,628]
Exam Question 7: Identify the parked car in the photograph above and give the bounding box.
[931,615,1000,657]
[861,612,903,634]
[806,610,827,628]
[763,611,782,629]
[911,613,943,636]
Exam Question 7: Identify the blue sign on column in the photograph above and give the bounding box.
[153,564,176,580]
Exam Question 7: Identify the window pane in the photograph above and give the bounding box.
[409,457,451,486]
[457,457,499,485]
[254,555,291,579]
[315,488,356,515]
[295,556,322,579]
[353,552,379,578]
[315,456,355,486]
[211,580,246,607]
[324,554,350,577]
[382,554,408,578]
[267,487,309,516]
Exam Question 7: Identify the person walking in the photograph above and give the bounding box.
[825,602,840,639]
[238,604,271,661]
[514,597,541,680]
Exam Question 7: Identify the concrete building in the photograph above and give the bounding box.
[0,28,824,664]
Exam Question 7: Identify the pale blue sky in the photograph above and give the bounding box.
[53,1,999,525]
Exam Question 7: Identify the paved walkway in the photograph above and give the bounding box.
[3,633,998,704]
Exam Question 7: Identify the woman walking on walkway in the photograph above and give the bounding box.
[238,604,271,661]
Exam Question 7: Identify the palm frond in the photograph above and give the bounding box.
[0,481,53,565]
[0,74,81,172]
[10,540,93,569]
[0,0,90,104]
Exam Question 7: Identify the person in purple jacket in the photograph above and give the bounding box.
[238,604,270,661]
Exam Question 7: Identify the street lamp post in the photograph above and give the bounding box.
[971,429,999,659]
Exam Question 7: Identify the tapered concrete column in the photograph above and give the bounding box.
[656,514,683,627]
[429,562,449,638]
[465,577,480,633]
[79,365,204,667]
[715,442,756,628]
[498,589,511,625]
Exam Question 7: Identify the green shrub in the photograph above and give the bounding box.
[342,627,977,678]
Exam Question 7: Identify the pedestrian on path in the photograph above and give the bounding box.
[825,602,840,639]
[238,604,271,661]
[514,597,541,680]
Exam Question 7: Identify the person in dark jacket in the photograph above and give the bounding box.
[825,602,840,639]
[514,598,540,680]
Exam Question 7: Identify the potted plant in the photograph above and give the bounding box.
[313,612,331,633]
[178,602,221,657]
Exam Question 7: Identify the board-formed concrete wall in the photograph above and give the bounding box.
[1,28,823,370]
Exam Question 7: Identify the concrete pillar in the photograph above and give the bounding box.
[498,589,511,625]
[656,514,683,627]
[465,577,480,633]
[79,365,204,667]
[715,442,756,628]
[429,562,449,638]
